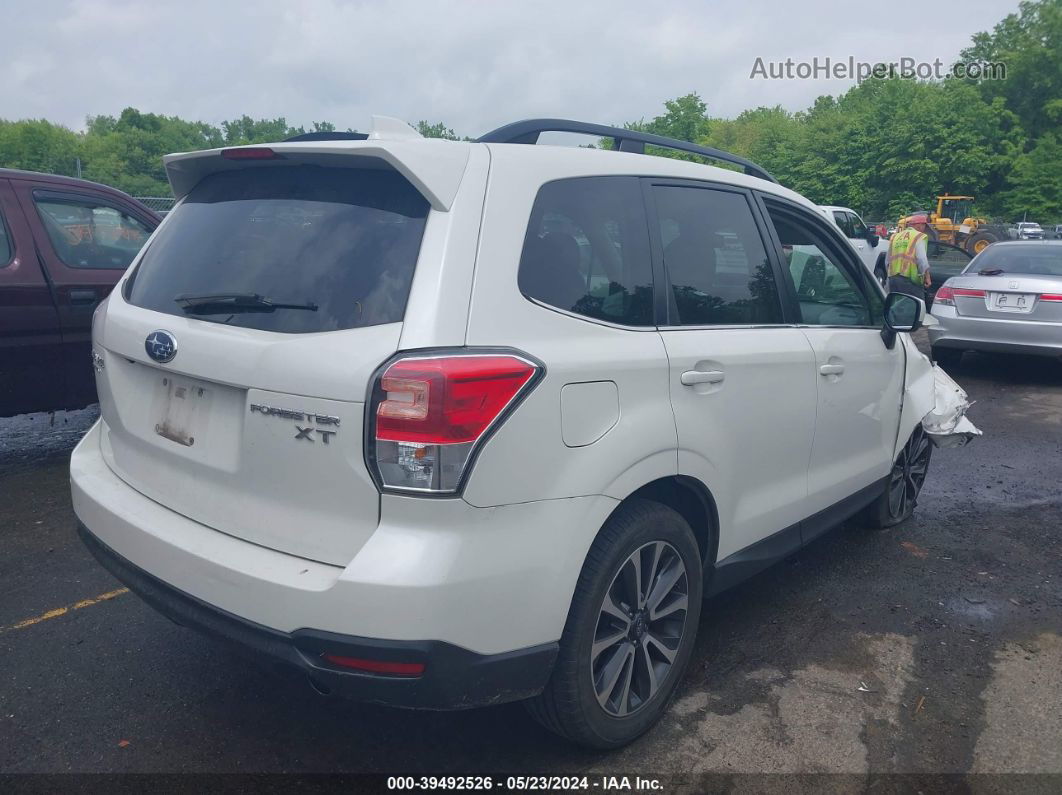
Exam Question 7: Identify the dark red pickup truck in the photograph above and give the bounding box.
[0,169,160,417]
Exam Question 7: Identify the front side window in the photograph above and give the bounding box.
[926,241,972,282]
[765,203,877,327]
[35,196,151,269]
[832,210,854,237]
[847,212,869,238]
[127,165,429,333]
[652,185,782,326]
[518,177,654,326]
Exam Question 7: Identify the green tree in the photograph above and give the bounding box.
[601,93,713,160]
[81,108,225,194]
[998,132,1062,219]
[961,0,1062,141]
[0,119,81,176]
[415,120,460,140]
[220,115,304,145]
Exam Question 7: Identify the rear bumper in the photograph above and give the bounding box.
[78,522,556,709]
[72,420,618,708]
[928,308,1062,358]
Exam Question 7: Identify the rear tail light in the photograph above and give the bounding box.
[933,284,985,306]
[1039,293,1062,302]
[368,352,541,494]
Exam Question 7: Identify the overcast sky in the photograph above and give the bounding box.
[1,0,1018,137]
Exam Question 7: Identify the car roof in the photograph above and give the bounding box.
[0,167,137,196]
[165,136,823,216]
[483,142,822,212]
[164,115,820,214]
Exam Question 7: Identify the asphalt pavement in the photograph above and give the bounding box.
[1,336,1060,784]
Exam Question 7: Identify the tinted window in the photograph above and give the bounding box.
[127,166,429,333]
[653,186,782,325]
[0,207,11,265]
[926,241,972,281]
[518,177,653,326]
[766,204,878,326]
[847,212,868,238]
[832,210,854,237]
[35,196,151,269]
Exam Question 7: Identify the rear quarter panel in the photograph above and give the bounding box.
[461,148,678,509]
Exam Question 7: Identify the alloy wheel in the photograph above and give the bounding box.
[888,426,931,521]
[591,541,689,717]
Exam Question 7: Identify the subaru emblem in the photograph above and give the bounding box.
[145,330,178,363]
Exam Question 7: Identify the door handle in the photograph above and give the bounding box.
[69,289,99,305]
[819,363,845,376]
[681,369,725,386]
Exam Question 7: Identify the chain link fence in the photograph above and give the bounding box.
[132,196,176,216]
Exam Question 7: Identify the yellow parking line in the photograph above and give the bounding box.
[1,588,129,634]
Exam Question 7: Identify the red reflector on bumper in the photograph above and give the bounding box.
[322,653,425,677]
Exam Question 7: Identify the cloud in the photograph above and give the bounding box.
[0,0,1020,136]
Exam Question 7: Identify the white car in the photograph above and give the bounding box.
[72,117,977,749]
[1015,221,1045,240]
[820,205,890,281]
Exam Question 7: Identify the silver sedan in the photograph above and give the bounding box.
[929,240,1062,366]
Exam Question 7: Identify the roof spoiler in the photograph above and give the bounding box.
[163,118,465,211]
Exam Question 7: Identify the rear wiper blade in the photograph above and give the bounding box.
[175,293,318,314]
[978,268,1005,276]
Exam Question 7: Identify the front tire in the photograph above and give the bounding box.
[863,426,932,528]
[526,499,703,749]
[965,231,996,255]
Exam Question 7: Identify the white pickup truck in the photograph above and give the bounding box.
[819,205,890,283]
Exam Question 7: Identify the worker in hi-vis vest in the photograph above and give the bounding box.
[887,214,931,302]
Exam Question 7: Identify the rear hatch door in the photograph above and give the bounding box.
[95,155,452,565]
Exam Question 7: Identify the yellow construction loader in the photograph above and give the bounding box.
[897,195,1007,255]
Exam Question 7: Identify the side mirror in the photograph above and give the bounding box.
[881,292,925,349]
[866,232,880,247]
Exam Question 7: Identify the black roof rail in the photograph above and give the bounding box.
[476,118,778,183]
[283,131,369,142]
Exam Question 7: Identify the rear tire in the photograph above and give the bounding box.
[526,499,703,749]
[863,426,932,528]
[931,346,963,368]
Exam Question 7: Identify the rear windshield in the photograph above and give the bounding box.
[126,165,429,332]
[966,244,1062,277]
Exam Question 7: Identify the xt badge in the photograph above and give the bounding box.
[249,403,340,446]
[295,425,336,444]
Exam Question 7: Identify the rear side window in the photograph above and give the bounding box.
[35,195,152,269]
[518,177,654,326]
[652,185,782,325]
[127,165,429,333]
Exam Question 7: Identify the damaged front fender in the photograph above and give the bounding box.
[897,336,982,453]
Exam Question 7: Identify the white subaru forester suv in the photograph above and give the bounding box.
[72,117,977,749]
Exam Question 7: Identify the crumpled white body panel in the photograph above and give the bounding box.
[921,365,983,448]
[898,336,982,451]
